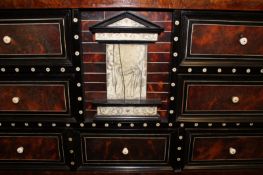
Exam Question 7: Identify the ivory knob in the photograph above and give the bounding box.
[239,37,248,46]
[122,147,129,155]
[232,96,239,104]
[3,36,11,44]
[12,97,20,104]
[17,146,24,154]
[229,147,237,155]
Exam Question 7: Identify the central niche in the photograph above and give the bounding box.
[90,12,163,120]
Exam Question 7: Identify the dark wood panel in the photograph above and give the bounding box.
[148,43,171,53]
[0,84,67,112]
[157,32,171,42]
[155,22,172,32]
[85,102,93,110]
[81,11,105,20]
[147,73,169,82]
[85,110,96,117]
[84,74,106,82]
[0,135,61,161]
[83,54,106,63]
[158,110,168,118]
[84,63,106,73]
[84,83,106,91]
[147,93,168,101]
[186,84,263,111]
[82,136,167,162]
[82,21,102,31]
[0,0,263,11]
[192,136,263,161]
[82,43,106,53]
[148,63,170,72]
[191,24,263,56]
[85,92,107,100]
[147,83,169,92]
[82,31,94,42]
[148,53,171,62]
[0,23,62,55]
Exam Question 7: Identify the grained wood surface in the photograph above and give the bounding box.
[0,136,61,161]
[186,84,263,111]
[83,136,167,161]
[0,84,67,112]
[191,25,263,56]
[0,23,62,55]
[192,136,263,161]
[0,0,262,10]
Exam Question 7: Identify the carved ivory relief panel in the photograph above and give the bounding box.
[106,44,147,100]
[97,106,157,116]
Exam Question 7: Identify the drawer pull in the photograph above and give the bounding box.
[122,147,129,155]
[12,97,20,104]
[232,96,239,104]
[16,146,24,154]
[239,37,248,46]
[229,147,237,155]
[3,36,12,44]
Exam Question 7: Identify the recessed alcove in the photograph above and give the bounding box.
[90,12,163,120]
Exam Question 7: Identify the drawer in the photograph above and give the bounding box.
[192,135,263,161]
[0,134,63,162]
[186,130,263,169]
[182,11,263,65]
[0,82,68,113]
[81,134,170,163]
[178,75,263,121]
[190,24,263,56]
[0,23,62,55]
[0,10,71,65]
[185,84,263,112]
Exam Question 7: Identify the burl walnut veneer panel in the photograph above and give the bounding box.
[81,10,172,120]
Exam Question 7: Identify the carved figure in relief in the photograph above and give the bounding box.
[106,44,147,100]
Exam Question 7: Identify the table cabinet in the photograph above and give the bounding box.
[0,1,262,174]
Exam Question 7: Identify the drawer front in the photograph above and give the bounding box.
[0,134,62,161]
[185,84,263,112]
[82,134,169,163]
[0,82,68,113]
[0,23,62,56]
[190,24,263,56]
[190,134,263,161]
[182,11,263,64]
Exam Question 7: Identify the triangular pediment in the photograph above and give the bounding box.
[108,18,146,27]
[90,12,163,34]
